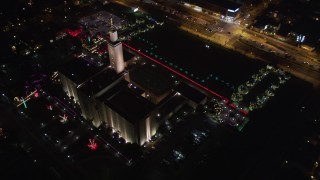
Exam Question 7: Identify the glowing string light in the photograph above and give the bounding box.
[20,97,27,109]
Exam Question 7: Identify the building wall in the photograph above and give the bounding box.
[77,90,93,121]
[90,99,102,127]
[127,73,173,105]
[139,113,158,145]
[108,42,125,74]
[77,91,103,127]
[97,101,138,144]
[58,72,79,104]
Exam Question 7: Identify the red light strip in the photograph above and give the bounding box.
[229,103,236,108]
[122,42,229,103]
[229,103,248,115]
[66,28,82,37]
[240,109,248,115]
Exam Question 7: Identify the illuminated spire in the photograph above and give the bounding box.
[110,17,115,32]
[109,17,118,42]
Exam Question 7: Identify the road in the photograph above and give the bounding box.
[113,0,320,87]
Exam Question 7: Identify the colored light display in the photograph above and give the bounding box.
[87,138,98,151]
[59,114,68,123]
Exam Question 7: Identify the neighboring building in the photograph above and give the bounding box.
[78,11,125,35]
[97,81,157,145]
[182,0,242,21]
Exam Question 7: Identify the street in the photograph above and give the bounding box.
[114,0,320,87]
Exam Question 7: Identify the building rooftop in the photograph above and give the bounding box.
[157,93,187,118]
[175,82,206,104]
[123,49,135,62]
[58,58,106,85]
[96,79,155,124]
[129,63,174,96]
[97,79,129,101]
[128,83,145,96]
[79,68,122,98]
[106,88,156,124]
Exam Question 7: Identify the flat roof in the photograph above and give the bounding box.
[128,83,145,96]
[123,49,135,61]
[175,82,206,104]
[129,63,174,96]
[97,79,129,101]
[106,88,156,124]
[59,58,105,85]
[157,94,186,118]
[79,68,121,97]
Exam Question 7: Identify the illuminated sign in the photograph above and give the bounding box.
[194,6,202,12]
[227,8,239,13]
